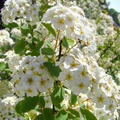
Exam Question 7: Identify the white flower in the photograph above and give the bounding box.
[0,81,14,97]
[51,14,67,30]
[70,6,85,17]
[5,51,20,72]
[48,0,56,6]
[95,107,106,119]
[12,55,53,97]
[0,96,23,120]
[92,90,109,108]
[44,95,52,108]
[105,98,117,113]
[0,30,14,47]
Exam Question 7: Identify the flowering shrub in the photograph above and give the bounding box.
[0,0,120,120]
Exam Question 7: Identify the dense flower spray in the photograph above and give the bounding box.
[0,0,120,120]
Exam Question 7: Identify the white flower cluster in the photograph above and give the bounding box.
[0,80,14,97]
[58,47,119,119]
[11,55,53,97]
[5,50,21,72]
[43,5,85,32]
[94,12,119,82]
[0,96,23,120]
[96,13,116,38]
[0,30,14,47]
[0,1,120,119]
[72,0,107,19]
[97,13,114,27]
[43,5,96,55]
[1,0,40,24]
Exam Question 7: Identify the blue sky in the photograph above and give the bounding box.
[107,0,120,12]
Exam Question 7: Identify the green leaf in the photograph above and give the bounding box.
[56,110,68,120]
[45,41,54,49]
[37,41,44,48]
[80,108,97,120]
[0,62,6,71]
[27,51,40,56]
[43,62,61,77]
[67,109,80,119]
[62,37,74,49]
[32,24,37,29]
[28,110,37,120]
[34,114,44,120]
[62,37,69,49]
[78,101,85,109]
[41,48,55,55]
[15,96,39,114]
[24,114,29,120]
[42,22,56,37]
[21,26,30,36]
[11,34,21,41]
[69,92,77,106]
[3,22,18,28]
[43,108,55,120]
[14,39,26,55]
[67,38,74,46]
[28,40,44,56]
[38,96,45,108]
[51,86,65,106]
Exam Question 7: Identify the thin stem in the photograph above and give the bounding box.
[58,39,63,61]
[53,30,60,63]
[54,30,60,52]
[66,41,80,53]
[81,98,91,103]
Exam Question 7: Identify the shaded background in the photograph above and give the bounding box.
[0,0,6,29]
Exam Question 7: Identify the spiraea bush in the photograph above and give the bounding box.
[0,0,120,120]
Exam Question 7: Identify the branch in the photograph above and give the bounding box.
[58,39,63,61]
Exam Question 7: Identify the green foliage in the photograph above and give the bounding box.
[11,34,22,41]
[35,108,55,120]
[80,107,97,120]
[38,96,45,108]
[15,96,45,114]
[14,39,26,55]
[56,110,68,120]
[42,22,56,37]
[69,92,78,106]
[62,37,69,49]
[0,62,6,71]
[28,40,44,56]
[108,8,120,26]
[43,108,55,120]
[42,47,55,55]
[62,37,74,49]
[24,114,29,120]
[0,62,11,81]
[66,38,75,46]
[3,22,18,28]
[67,109,80,119]
[45,40,54,49]
[43,62,62,77]
[51,85,65,106]
[21,26,30,36]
